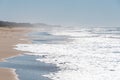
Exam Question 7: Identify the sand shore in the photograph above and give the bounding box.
[0,27,31,80]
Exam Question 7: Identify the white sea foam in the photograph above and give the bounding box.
[15,27,120,80]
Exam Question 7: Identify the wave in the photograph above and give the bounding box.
[15,27,120,80]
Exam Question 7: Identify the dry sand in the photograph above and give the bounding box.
[0,27,31,80]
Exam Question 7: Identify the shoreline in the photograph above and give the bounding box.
[0,68,19,80]
[0,27,31,80]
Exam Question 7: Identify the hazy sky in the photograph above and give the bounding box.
[0,0,120,26]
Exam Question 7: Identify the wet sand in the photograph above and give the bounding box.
[0,27,31,80]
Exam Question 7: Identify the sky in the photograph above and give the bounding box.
[0,0,120,26]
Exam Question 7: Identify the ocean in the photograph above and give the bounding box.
[1,26,120,80]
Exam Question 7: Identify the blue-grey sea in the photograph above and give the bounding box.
[1,26,120,80]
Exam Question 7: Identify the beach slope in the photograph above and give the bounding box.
[0,27,30,80]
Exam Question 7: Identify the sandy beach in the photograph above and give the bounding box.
[0,27,31,80]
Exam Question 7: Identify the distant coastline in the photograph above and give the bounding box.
[0,21,33,27]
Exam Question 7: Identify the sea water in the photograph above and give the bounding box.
[0,54,58,80]
[2,26,120,80]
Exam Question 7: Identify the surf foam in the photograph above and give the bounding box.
[15,27,120,80]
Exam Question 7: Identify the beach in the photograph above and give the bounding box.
[0,27,31,80]
[1,26,120,80]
